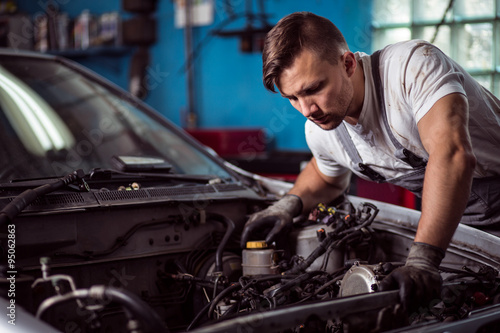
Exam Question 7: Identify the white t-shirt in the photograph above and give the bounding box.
[307,40,500,182]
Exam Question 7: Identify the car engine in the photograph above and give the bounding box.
[2,177,500,333]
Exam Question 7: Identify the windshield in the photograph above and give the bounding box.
[0,56,233,182]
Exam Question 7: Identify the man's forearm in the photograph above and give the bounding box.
[288,157,351,214]
[415,150,475,250]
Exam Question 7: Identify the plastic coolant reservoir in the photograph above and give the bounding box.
[242,241,279,276]
[289,223,344,273]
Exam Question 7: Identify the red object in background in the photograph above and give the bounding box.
[186,128,309,183]
[186,128,267,158]
[473,291,489,306]
[355,177,417,209]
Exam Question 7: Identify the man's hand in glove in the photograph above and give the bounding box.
[379,242,445,313]
[240,194,303,248]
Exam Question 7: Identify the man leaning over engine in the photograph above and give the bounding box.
[241,12,500,312]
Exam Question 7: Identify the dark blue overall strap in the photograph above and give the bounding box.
[370,51,427,168]
[334,50,428,182]
[335,123,386,182]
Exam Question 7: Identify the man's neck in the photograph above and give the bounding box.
[344,58,365,125]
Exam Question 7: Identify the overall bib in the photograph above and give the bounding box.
[335,50,500,230]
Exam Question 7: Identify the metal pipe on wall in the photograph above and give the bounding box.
[184,0,197,129]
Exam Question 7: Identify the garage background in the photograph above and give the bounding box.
[7,0,498,209]
[12,0,371,149]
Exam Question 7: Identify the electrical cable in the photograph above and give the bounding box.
[0,169,87,227]
[206,275,284,320]
[223,0,235,18]
[431,0,455,44]
[177,11,271,75]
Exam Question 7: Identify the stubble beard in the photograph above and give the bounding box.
[315,77,353,131]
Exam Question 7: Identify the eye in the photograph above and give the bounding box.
[305,84,321,95]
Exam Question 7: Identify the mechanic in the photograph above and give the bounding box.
[240,12,500,312]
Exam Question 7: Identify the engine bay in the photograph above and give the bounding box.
[2,185,500,333]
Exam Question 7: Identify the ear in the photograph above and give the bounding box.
[342,51,357,77]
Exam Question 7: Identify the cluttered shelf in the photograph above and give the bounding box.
[0,9,134,59]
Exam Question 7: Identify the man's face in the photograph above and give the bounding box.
[278,50,354,130]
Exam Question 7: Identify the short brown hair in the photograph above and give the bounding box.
[262,12,348,92]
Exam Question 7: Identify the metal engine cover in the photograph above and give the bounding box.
[339,263,382,297]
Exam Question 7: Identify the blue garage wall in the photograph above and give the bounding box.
[16,0,373,151]
[151,0,373,151]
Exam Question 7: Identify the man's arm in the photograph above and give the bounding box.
[289,156,351,213]
[379,93,476,311]
[240,156,350,247]
[416,92,476,249]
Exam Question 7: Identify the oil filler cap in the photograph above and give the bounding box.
[246,240,268,249]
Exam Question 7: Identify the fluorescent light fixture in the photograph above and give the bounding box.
[0,66,74,155]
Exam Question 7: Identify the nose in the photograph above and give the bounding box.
[297,97,318,118]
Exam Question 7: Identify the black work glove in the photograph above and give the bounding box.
[379,242,445,313]
[240,194,303,248]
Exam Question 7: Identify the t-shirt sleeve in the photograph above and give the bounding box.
[305,121,351,178]
[402,42,467,123]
